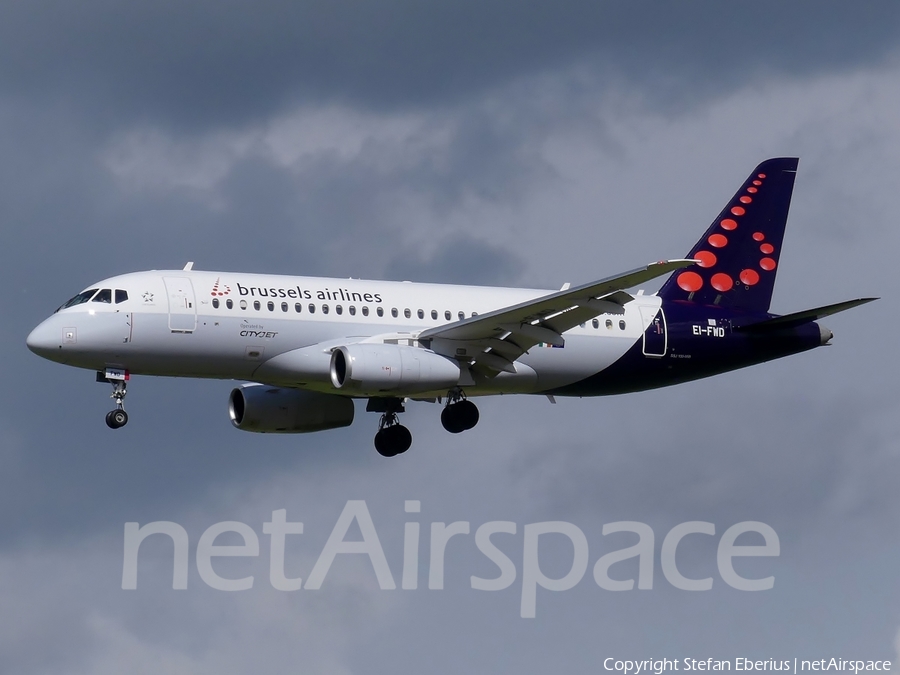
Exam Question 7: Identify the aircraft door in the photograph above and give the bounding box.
[639,305,666,357]
[163,277,197,333]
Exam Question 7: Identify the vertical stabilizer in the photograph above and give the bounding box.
[658,158,798,312]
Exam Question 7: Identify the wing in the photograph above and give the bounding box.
[419,259,695,374]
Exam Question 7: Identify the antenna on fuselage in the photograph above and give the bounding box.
[183,262,194,271]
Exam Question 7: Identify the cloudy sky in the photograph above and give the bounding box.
[3,2,900,672]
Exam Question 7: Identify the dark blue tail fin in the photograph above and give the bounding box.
[658,157,798,312]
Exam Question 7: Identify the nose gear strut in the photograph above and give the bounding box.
[98,371,129,429]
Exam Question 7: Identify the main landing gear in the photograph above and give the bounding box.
[374,412,413,458]
[368,390,479,458]
[368,398,412,458]
[99,373,129,429]
[440,389,479,434]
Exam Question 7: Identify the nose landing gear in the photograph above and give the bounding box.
[441,389,479,434]
[99,373,129,429]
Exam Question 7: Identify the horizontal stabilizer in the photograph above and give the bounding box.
[736,298,878,332]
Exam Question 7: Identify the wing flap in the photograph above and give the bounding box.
[421,259,695,372]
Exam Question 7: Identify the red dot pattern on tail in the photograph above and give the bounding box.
[740,269,760,286]
[711,273,734,292]
[677,271,703,292]
[680,169,779,297]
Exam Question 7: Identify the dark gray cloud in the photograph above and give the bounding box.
[384,235,523,286]
[2,1,899,131]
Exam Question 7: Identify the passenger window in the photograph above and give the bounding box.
[592,319,599,329]
[336,305,343,315]
[606,319,613,329]
[417,309,424,319]
[579,322,585,328]
[295,303,302,313]
[472,312,478,316]
[404,308,411,319]
[226,299,233,309]
[93,289,112,303]
[349,306,356,316]
[309,304,316,314]
[377,307,384,317]
[115,290,128,304]
[240,299,248,310]
[322,304,329,314]
[391,308,398,318]
[212,298,220,309]
[267,301,275,311]
[253,301,260,311]
[458,311,465,320]
[445,310,451,321]
[362,306,369,316]
[281,302,288,312]
[619,320,626,330]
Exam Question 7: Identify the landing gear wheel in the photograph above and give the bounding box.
[456,399,479,430]
[441,397,479,433]
[103,376,129,429]
[374,424,412,457]
[441,405,466,434]
[105,409,128,429]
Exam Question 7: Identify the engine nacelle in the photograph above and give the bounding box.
[330,343,461,394]
[229,384,354,433]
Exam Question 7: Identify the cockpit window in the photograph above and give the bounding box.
[92,289,112,303]
[115,289,128,304]
[59,289,98,310]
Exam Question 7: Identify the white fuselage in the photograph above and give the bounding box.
[28,269,657,396]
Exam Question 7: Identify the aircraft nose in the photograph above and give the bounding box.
[26,318,61,358]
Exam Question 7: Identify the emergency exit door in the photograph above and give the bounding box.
[639,305,667,357]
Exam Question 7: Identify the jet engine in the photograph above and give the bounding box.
[229,384,354,433]
[330,343,461,394]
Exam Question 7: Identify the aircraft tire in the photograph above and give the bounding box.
[374,425,412,457]
[374,429,395,457]
[457,400,479,430]
[392,425,412,454]
[441,405,465,434]
[106,409,128,429]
